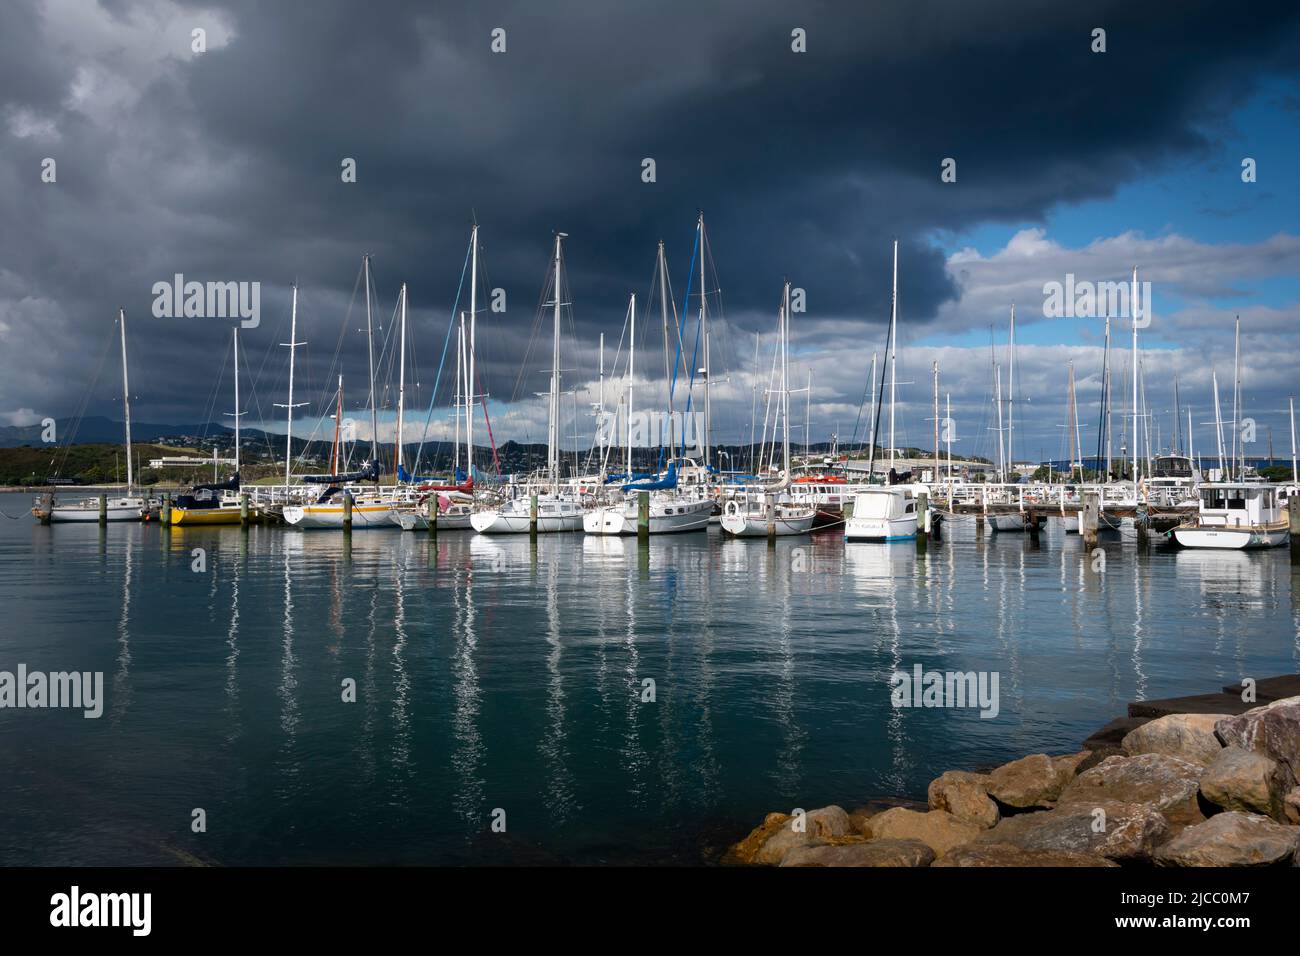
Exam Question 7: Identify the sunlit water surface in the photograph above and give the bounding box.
[1,492,1296,864]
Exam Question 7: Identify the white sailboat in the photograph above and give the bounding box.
[1174,317,1289,549]
[720,281,815,537]
[846,243,918,542]
[34,309,148,523]
[473,233,584,534]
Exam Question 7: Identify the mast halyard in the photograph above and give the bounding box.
[277,283,306,490]
[468,223,478,479]
[548,233,566,489]
[888,239,898,474]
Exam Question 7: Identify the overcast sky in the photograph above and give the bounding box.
[3,0,1299,466]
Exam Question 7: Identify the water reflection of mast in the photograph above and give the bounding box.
[112,533,133,725]
[391,545,411,781]
[621,546,646,807]
[772,546,805,795]
[1131,550,1148,701]
[224,540,241,743]
[277,541,300,799]
[540,556,576,821]
[451,560,485,827]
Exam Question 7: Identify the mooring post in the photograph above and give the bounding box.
[343,490,353,533]
[1082,491,1100,550]
[160,492,171,526]
[766,493,776,545]
[240,492,249,529]
[428,498,438,538]
[637,491,649,543]
[1135,505,1149,548]
[917,492,929,549]
[529,493,538,541]
[98,493,107,525]
[1028,510,1041,543]
[1289,497,1300,562]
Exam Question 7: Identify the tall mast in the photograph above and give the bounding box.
[995,363,1005,482]
[277,284,305,489]
[468,223,478,477]
[1212,370,1226,476]
[888,238,898,473]
[657,241,674,461]
[1067,361,1078,479]
[1103,316,1112,478]
[945,391,952,480]
[1172,373,1181,456]
[395,282,407,479]
[932,361,939,485]
[118,309,134,490]
[627,293,635,476]
[454,315,464,472]
[363,255,378,465]
[868,351,877,459]
[1231,315,1241,481]
[698,213,710,469]
[232,327,240,475]
[782,281,791,483]
[548,233,566,487]
[805,367,812,462]
[331,376,342,475]
[1007,303,1015,473]
[1188,406,1195,473]
[1130,266,1139,482]
[597,332,605,472]
[1290,396,1297,484]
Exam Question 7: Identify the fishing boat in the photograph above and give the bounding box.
[844,487,917,541]
[721,282,815,537]
[33,309,149,523]
[1172,483,1289,549]
[472,233,584,534]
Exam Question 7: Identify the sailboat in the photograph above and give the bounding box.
[720,281,815,536]
[171,327,245,525]
[1173,317,1289,549]
[988,303,1027,533]
[33,309,149,523]
[472,233,585,533]
[584,246,712,536]
[845,241,918,542]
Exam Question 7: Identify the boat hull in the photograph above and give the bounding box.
[170,506,244,526]
[470,510,583,534]
[844,515,918,542]
[282,503,397,529]
[1172,526,1289,550]
[719,512,815,537]
[988,513,1028,533]
[583,502,711,535]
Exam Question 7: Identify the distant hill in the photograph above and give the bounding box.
[0,416,228,448]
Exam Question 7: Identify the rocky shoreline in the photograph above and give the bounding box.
[726,695,1300,867]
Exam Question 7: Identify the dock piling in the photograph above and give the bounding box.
[160,493,171,526]
[529,494,538,541]
[1290,497,1299,562]
[98,493,107,525]
[342,491,353,533]
[240,492,249,529]
[637,492,649,542]
[1081,492,1099,550]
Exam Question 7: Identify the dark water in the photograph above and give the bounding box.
[1,491,1296,865]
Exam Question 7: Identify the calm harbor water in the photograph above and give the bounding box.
[1,490,1297,865]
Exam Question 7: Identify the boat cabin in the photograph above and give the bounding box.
[1196,483,1283,528]
[852,487,915,520]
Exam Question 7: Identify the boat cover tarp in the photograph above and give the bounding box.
[622,463,677,492]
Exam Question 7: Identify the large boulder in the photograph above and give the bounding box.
[933,842,1119,867]
[1155,811,1300,867]
[1286,788,1300,826]
[756,804,852,865]
[725,812,790,865]
[863,807,981,858]
[1215,696,1300,790]
[987,754,1071,809]
[974,799,1168,861]
[1199,746,1286,819]
[927,771,1000,829]
[780,839,934,867]
[1057,753,1204,826]
[1122,713,1225,766]
[739,805,853,865]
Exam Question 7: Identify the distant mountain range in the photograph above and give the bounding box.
[0,416,229,448]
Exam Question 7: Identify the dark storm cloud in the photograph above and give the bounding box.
[2,0,1299,432]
